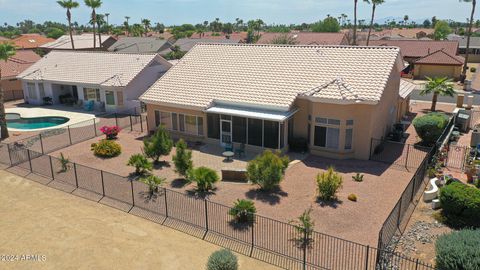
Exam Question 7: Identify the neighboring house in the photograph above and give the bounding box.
[0,36,11,42]
[367,40,464,80]
[189,31,249,41]
[158,38,241,56]
[256,32,349,45]
[17,51,172,112]
[108,37,173,54]
[0,50,41,101]
[448,34,480,63]
[39,34,117,51]
[398,79,416,120]
[140,44,405,160]
[5,34,55,50]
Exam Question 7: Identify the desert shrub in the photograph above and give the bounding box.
[127,154,153,175]
[289,207,315,248]
[412,112,449,146]
[316,167,343,201]
[228,199,256,223]
[348,194,357,202]
[172,139,193,178]
[91,139,122,158]
[139,174,165,195]
[206,249,238,270]
[439,182,480,227]
[188,166,219,192]
[100,125,120,140]
[247,150,290,191]
[436,229,480,270]
[352,173,363,182]
[143,126,173,163]
[59,152,70,172]
[470,67,477,73]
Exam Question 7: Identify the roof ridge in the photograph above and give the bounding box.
[45,50,159,56]
[415,49,464,64]
[301,78,362,101]
[193,43,400,50]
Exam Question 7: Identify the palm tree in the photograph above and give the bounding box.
[141,19,151,37]
[96,14,105,47]
[420,77,455,111]
[365,0,385,46]
[403,15,409,26]
[124,16,130,36]
[460,0,477,83]
[105,13,110,33]
[352,0,359,45]
[57,0,79,50]
[0,43,16,140]
[84,0,102,48]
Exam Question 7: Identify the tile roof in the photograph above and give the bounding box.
[0,50,41,79]
[0,36,10,42]
[7,34,55,49]
[40,34,115,50]
[158,38,240,55]
[414,49,464,66]
[257,32,348,45]
[365,40,459,59]
[108,37,173,53]
[18,51,160,87]
[448,34,480,49]
[399,79,416,99]
[140,44,402,111]
[189,32,249,41]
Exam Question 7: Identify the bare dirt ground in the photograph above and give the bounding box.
[0,169,279,270]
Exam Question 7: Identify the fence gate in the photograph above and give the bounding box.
[445,145,469,170]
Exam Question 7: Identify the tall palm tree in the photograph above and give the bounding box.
[84,0,102,48]
[141,19,151,37]
[353,0,358,45]
[124,16,130,36]
[57,0,79,50]
[419,77,455,111]
[365,0,385,46]
[403,15,409,26]
[105,13,110,33]
[460,0,477,83]
[0,43,16,140]
[96,14,105,47]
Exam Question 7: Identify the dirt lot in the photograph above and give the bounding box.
[0,169,279,270]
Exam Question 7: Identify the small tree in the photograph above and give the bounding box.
[419,77,455,112]
[206,249,238,270]
[246,150,290,191]
[413,112,449,146]
[316,167,343,201]
[140,174,165,195]
[143,126,173,163]
[228,199,256,223]
[290,207,315,249]
[172,139,193,178]
[127,154,153,175]
[59,152,70,172]
[187,166,219,192]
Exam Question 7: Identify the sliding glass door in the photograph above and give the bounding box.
[220,119,232,146]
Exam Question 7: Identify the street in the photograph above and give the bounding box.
[410,89,480,105]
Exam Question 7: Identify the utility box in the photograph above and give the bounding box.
[457,110,470,132]
[457,94,465,108]
[472,128,480,147]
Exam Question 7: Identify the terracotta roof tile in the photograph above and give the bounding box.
[0,50,41,78]
[257,32,348,45]
[365,40,459,58]
[414,49,464,65]
[7,34,55,49]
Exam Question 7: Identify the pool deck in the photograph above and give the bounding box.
[6,107,96,132]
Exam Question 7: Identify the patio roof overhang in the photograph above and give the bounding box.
[204,105,298,122]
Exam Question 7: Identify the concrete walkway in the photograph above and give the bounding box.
[0,170,279,270]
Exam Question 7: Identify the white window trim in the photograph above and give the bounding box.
[157,110,204,136]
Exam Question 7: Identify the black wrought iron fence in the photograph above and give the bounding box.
[0,146,435,270]
[370,139,432,170]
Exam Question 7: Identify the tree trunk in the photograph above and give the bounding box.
[67,9,75,50]
[431,92,438,112]
[92,10,96,49]
[0,68,9,140]
[352,0,358,45]
[461,0,476,83]
[366,4,376,46]
[97,23,102,49]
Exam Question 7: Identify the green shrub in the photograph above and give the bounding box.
[289,207,315,248]
[127,154,153,175]
[412,112,449,146]
[139,174,165,195]
[172,139,193,178]
[228,199,256,223]
[187,166,219,192]
[352,173,364,182]
[91,139,122,158]
[143,126,173,163]
[348,194,357,202]
[436,229,480,270]
[316,167,343,201]
[439,182,480,227]
[59,152,70,172]
[470,67,477,73]
[206,249,238,270]
[247,150,290,191]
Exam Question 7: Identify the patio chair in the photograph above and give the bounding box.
[235,143,245,157]
[83,100,94,111]
[224,143,233,152]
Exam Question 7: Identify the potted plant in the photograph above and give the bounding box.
[43,96,53,105]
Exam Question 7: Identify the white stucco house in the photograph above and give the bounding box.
[17,51,172,112]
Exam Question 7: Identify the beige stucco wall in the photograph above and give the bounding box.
[460,53,480,63]
[414,64,462,80]
[1,78,23,101]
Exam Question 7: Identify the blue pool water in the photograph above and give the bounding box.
[6,113,70,130]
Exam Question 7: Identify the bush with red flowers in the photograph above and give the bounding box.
[100,125,120,140]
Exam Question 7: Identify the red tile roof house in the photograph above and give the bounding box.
[257,32,349,45]
[0,50,41,101]
[5,34,55,50]
[17,51,172,112]
[367,40,465,80]
[140,44,411,160]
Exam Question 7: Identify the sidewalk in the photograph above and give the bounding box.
[0,170,279,270]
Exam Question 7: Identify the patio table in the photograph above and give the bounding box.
[222,151,235,161]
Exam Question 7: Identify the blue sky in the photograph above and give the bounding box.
[0,0,476,26]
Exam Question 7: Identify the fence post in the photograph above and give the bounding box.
[67,125,72,145]
[39,134,44,154]
[7,144,13,166]
[27,150,33,172]
[203,199,209,240]
[405,144,410,169]
[369,138,373,159]
[130,180,135,206]
[140,116,144,132]
[415,259,420,270]
[100,170,105,196]
[302,229,307,270]
[49,155,54,180]
[397,199,403,228]
[411,174,417,202]
[93,118,97,136]
[73,163,79,188]
[365,245,370,270]
[129,115,133,131]
[249,220,255,257]
[162,188,168,224]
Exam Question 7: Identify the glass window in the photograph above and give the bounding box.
[160,112,171,129]
[280,123,285,148]
[314,126,326,147]
[326,128,340,149]
[179,114,185,132]
[105,91,115,105]
[263,120,279,149]
[27,83,37,99]
[207,113,220,139]
[84,88,100,101]
[232,116,246,144]
[38,83,45,98]
[185,115,197,134]
[315,117,327,124]
[345,128,353,150]
[172,113,178,131]
[154,111,160,127]
[328,119,340,125]
[346,120,354,126]
[117,91,124,106]
[221,115,232,120]
[197,117,204,136]
[248,118,263,147]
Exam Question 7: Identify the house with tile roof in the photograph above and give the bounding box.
[39,34,117,51]
[448,34,480,63]
[366,40,464,80]
[158,38,241,56]
[140,44,407,160]
[5,34,55,50]
[256,32,348,45]
[17,51,172,112]
[108,37,173,54]
[0,50,41,101]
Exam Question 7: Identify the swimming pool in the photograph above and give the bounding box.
[6,113,70,130]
